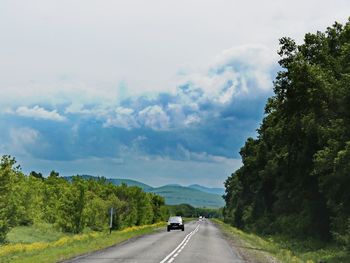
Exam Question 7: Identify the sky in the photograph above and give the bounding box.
[0,0,349,187]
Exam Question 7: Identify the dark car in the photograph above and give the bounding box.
[167,216,184,231]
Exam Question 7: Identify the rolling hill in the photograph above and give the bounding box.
[188,184,225,195]
[149,185,225,207]
[65,175,153,190]
[108,178,153,191]
[66,175,224,208]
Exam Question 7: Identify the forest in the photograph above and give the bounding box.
[0,155,169,243]
[224,19,350,249]
[167,203,223,218]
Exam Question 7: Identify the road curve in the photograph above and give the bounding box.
[64,220,246,263]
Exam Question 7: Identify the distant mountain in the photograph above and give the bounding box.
[188,184,225,196]
[66,175,224,208]
[164,183,182,187]
[108,178,153,191]
[65,175,153,191]
[149,185,225,208]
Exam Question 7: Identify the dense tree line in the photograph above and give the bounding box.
[0,155,169,243]
[224,19,350,247]
[168,203,223,219]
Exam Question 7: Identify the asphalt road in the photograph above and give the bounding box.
[64,220,246,263]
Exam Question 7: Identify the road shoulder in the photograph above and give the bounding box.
[211,219,280,263]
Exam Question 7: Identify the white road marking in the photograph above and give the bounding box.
[159,223,200,263]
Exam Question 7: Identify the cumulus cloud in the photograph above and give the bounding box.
[99,44,276,131]
[138,105,170,130]
[1,44,274,169]
[177,44,277,104]
[13,105,66,121]
[184,114,201,126]
[2,0,349,186]
[1,0,348,108]
[0,44,283,134]
[213,44,278,90]
[0,43,276,188]
[104,107,139,129]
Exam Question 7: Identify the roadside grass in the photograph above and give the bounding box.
[212,219,349,263]
[0,222,166,263]
[6,223,65,244]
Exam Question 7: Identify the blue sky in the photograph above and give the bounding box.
[0,0,349,187]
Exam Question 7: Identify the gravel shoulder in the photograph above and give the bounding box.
[212,219,280,263]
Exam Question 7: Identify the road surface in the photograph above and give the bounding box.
[64,220,247,263]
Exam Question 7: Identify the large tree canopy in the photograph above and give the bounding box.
[224,19,350,244]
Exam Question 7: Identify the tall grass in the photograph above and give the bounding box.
[212,219,349,263]
[6,224,65,244]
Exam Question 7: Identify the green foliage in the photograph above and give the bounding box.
[0,158,167,243]
[83,195,109,231]
[0,156,17,242]
[57,178,86,233]
[224,18,350,244]
[168,204,195,217]
[150,194,166,223]
[167,204,223,218]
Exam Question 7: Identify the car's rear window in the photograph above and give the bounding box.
[168,216,182,223]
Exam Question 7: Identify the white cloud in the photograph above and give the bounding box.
[138,105,170,130]
[64,103,109,120]
[14,105,66,121]
[1,0,349,110]
[184,114,201,126]
[65,103,92,115]
[2,0,348,186]
[212,45,277,70]
[213,44,278,90]
[70,44,277,131]
[177,44,277,106]
[1,44,277,131]
[104,107,139,129]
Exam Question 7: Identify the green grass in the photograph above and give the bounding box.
[0,223,166,263]
[212,219,349,263]
[7,224,65,244]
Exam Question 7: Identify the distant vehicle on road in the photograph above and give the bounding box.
[167,216,184,231]
[199,216,203,221]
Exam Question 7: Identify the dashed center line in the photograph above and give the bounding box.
[159,224,200,263]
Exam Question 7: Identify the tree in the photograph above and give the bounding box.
[0,156,18,242]
[150,194,166,223]
[29,171,43,180]
[57,177,86,233]
[224,18,350,241]
[0,157,168,240]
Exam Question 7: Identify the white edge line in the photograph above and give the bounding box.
[159,224,200,263]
